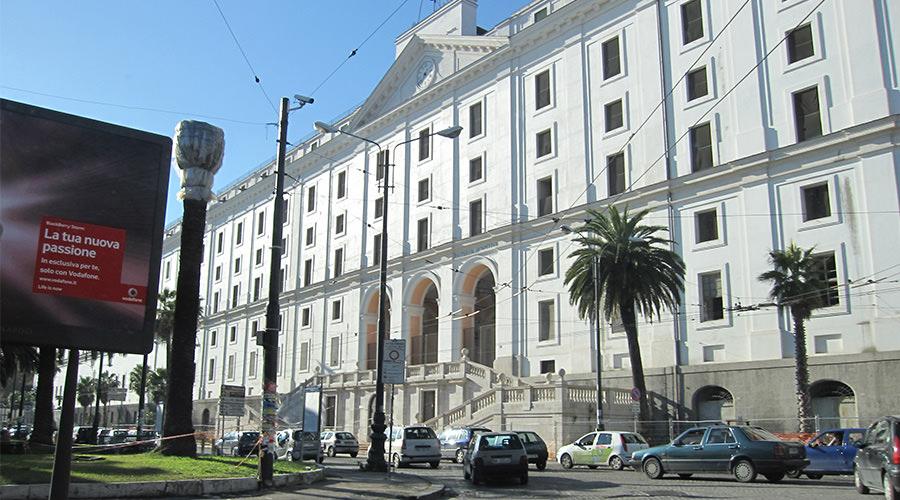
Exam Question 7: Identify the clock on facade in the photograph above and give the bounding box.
[415,59,436,91]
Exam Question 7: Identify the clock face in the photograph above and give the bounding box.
[415,59,436,90]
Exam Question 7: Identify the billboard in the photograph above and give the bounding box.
[0,99,171,354]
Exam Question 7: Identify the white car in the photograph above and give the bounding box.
[557,431,649,470]
[384,424,441,468]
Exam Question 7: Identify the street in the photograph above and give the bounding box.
[239,455,863,500]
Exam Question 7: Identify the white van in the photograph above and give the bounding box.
[385,425,441,468]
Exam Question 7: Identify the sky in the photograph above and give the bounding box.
[0,0,518,225]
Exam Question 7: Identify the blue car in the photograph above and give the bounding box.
[786,428,866,479]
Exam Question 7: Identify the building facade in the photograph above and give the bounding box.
[66,0,900,448]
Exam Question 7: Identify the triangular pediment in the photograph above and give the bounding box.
[350,34,508,130]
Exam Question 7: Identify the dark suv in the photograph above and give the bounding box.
[214,431,260,456]
[439,426,492,463]
[854,416,900,497]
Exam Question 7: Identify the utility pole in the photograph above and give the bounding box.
[592,255,604,432]
[91,353,104,444]
[136,352,148,438]
[367,149,390,472]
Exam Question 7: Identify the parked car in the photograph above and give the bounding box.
[74,426,97,444]
[291,430,324,463]
[214,431,260,456]
[383,425,441,468]
[557,431,649,470]
[438,426,492,463]
[786,428,865,479]
[124,430,159,453]
[853,415,900,498]
[462,431,529,485]
[630,424,808,483]
[320,431,359,458]
[99,429,129,446]
[514,430,549,470]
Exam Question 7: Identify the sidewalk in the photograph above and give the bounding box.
[234,469,446,500]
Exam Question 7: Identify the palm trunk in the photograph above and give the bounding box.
[91,355,104,444]
[792,312,813,432]
[621,302,651,426]
[159,199,206,456]
[30,347,56,447]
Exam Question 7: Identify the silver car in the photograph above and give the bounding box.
[463,431,529,485]
[384,425,441,468]
[320,431,359,458]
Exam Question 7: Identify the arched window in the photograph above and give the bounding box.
[810,380,856,430]
[693,386,735,422]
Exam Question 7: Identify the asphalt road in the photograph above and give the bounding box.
[314,455,862,499]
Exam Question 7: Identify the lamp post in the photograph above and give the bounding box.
[313,121,461,471]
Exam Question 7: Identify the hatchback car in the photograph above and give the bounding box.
[291,430,324,462]
[214,430,260,456]
[385,425,441,468]
[463,432,529,485]
[787,428,865,479]
[557,431,648,470]
[438,426,492,463]
[630,425,807,483]
[514,430,549,470]
[853,416,900,498]
[321,431,359,457]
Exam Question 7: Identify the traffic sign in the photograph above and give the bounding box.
[383,339,406,385]
[631,402,641,415]
[219,385,246,417]
[107,388,127,401]
[630,387,641,401]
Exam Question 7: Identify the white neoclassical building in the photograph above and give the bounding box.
[66,0,900,449]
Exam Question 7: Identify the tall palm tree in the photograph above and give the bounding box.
[758,243,829,433]
[76,377,95,425]
[155,289,177,368]
[29,347,58,446]
[0,343,38,387]
[98,371,119,427]
[564,207,685,423]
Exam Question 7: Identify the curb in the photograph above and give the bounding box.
[398,483,446,500]
[0,468,325,500]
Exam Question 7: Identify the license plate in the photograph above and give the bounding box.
[493,458,510,464]
[528,454,537,459]
[789,448,799,456]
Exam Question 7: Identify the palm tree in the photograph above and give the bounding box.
[29,347,58,446]
[98,371,119,427]
[129,366,168,425]
[758,243,829,433]
[564,207,685,424]
[76,377,95,425]
[155,289,177,368]
[0,343,38,387]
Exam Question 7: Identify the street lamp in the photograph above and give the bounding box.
[313,121,461,472]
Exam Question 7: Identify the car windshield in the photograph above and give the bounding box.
[405,427,436,440]
[336,432,354,440]
[741,427,782,442]
[240,432,260,442]
[480,434,522,450]
[517,432,541,443]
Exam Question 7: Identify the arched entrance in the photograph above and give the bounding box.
[810,380,857,429]
[363,291,392,370]
[693,386,735,422]
[460,264,496,367]
[202,408,210,429]
[409,279,439,365]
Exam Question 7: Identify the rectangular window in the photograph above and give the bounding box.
[802,182,831,221]
[249,351,258,378]
[540,360,556,374]
[255,248,263,266]
[700,271,724,322]
[216,232,224,254]
[793,87,822,142]
[299,342,309,371]
[418,178,430,203]
[417,218,429,252]
[234,257,241,274]
[536,128,552,158]
[214,265,222,282]
[681,0,704,45]
[421,390,436,422]
[253,276,262,301]
[538,248,554,276]
[812,252,839,306]
[418,128,430,161]
[210,330,217,346]
[307,185,316,212]
[279,267,287,293]
[164,261,171,280]
[374,197,384,219]
[539,300,555,341]
[690,122,713,172]
[305,226,315,247]
[334,248,343,278]
[281,237,288,258]
[235,222,244,245]
[207,358,215,381]
[257,211,265,235]
[607,152,626,196]
[302,307,311,327]
[469,199,483,236]
[373,234,382,266]
[331,299,342,321]
[251,320,258,339]
[787,24,814,63]
[282,198,289,224]
[605,99,623,132]
[534,6,548,22]
[304,259,313,286]
[213,291,220,313]
[469,156,483,183]
[602,36,621,80]
[687,67,708,101]
[537,177,553,216]
[335,214,345,235]
[329,337,340,366]
[227,354,235,380]
[336,171,346,199]
[376,150,388,181]
[229,325,237,343]
[323,395,337,427]
[695,209,719,243]
[535,69,551,110]
[469,101,483,138]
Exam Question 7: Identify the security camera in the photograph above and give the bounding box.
[294,95,314,105]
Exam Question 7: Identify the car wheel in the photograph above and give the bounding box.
[430,461,440,469]
[392,453,402,469]
[764,472,785,483]
[609,455,624,471]
[786,469,802,479]
[520,472,528,485]
[455,449,465,464]
[327,446,336,457]
[643,457,664,480]
[231,447,239,457]
[806,473,823,480]
[855,466,870,494]
[560,454,574,469]
[536,460,547,471]
[678,473,693,479]
[885,473,897,500]
[350,452,358,458]
[733,459,757,483]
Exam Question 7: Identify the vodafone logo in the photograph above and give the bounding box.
[127,287,138,298]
